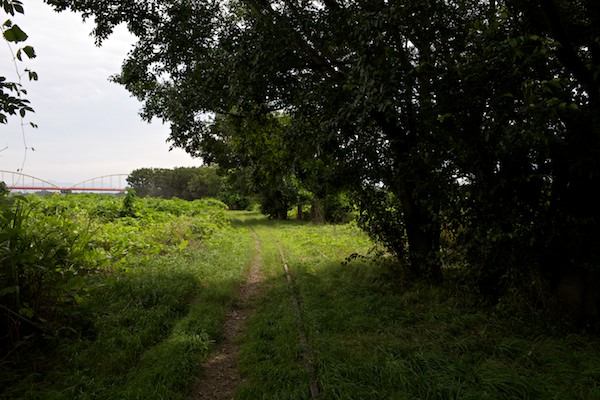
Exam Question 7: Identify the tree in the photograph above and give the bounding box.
[127,166,223,200]
[203,112,301,220]
[126,167,167,198]
[187,165,223,199]
[42,0,481,280]
[204,110,354,221]
[49,0,461,275]
[45,0,600,322]
[497,0,600,317]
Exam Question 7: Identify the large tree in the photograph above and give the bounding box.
[512,0,600,314]
[127,166,223,200]
[46,0,475,279]
[204,111,351,220]
[45,0,600,319]
[205,112,301,219]
[439,1,600,313]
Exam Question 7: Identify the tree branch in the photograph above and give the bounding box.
[538,0,598,100]
[245,0,346,83]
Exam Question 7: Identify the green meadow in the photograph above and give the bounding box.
[1,195,599,399]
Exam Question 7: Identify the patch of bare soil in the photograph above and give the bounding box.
[188,231,262,400]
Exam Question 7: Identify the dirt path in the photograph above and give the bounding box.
[189,229,262,400]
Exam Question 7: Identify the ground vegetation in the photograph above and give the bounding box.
[0,191,228,352]
[1,205,599,398]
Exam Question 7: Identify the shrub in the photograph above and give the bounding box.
[0,193,95,346]
[0,192,230,351]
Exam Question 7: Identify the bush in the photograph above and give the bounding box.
[322,193,354,223]
[0,192,230,350]
[219,192,253,211]
[0,193,95,346]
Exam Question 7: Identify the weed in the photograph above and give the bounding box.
[0,194,241,399]
[236,213,600,400]
[4,208,600,399]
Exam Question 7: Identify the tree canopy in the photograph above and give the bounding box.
[127,166,223,200]
[45,0,600,322]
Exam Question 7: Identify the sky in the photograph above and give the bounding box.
[0,0,200,186]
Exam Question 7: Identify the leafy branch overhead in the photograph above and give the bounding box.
[43,0,600,323]
[1,0,37,124]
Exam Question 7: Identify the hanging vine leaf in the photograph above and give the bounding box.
[1,0,36,124]
[22,45,35,58]
[3,23,27,42]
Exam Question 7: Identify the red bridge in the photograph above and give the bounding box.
[0,170,129,193]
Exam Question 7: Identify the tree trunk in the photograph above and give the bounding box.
[397,179,442,282]
[311,199,324,223]
[372,107,442,282]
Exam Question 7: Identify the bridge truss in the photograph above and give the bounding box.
[0,170,129,193]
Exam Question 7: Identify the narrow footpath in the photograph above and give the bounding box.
[189,229,263,400]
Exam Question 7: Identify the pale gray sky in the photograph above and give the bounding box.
[1,0,199,186]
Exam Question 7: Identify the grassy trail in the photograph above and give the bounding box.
[189,220,263,399]
[229,212,600,400]
[2,210,256,400]
[3,210,600,399]
[228,211,375,399]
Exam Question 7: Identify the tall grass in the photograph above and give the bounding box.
[4,208,600,399]
[1,195,254,399]
[236,213,600,400]
[2,228,255,399]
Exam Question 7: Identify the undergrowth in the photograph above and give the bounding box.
[1,193,252,399]
[0,192,229,346]
[3,208,600,399]
[236,213,600,400]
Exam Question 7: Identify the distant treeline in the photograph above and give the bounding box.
[127,167,224,201]
[126,166,352,222]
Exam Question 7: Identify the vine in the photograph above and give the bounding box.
[1,0,37,176]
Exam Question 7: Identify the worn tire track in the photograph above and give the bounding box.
[277,243,321,399]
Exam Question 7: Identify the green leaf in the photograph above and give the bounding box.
[2,19,12,28]
[65,276,87,291]
[3,24,28,43]
[19,307,34,319]
[0,286,17,297]
[3,1,14,16]
[22,45,35,59]
[437,113,453,123]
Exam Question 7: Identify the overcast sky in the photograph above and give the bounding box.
[0,0,199,186]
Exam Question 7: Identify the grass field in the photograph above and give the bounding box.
[235,212,600,400]
[3,208,600,399]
